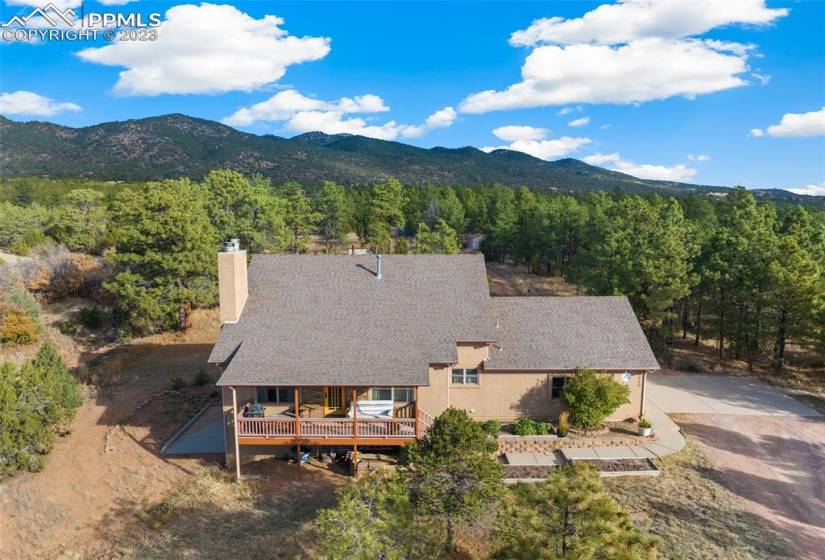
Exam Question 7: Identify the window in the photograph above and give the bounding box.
[370,387,414,403]
[256,386,294,403]
[451,368,479,385]
[371,387,392,401]
[551,376,567,399]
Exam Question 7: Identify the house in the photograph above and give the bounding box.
[209,243,659,477]
[463,232,486,252]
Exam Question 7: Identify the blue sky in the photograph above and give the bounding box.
[1,1,823,193]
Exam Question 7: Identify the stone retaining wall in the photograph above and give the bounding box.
[498,433,655,454]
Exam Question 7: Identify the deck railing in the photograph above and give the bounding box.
[237,413,427,440]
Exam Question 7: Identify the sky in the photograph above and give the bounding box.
[1,0,824,194]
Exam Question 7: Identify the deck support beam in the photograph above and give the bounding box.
[231,386,241,481]
[295,387,301,468]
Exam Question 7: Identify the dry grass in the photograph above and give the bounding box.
[604,439,794,559]
[486,262,579,297]
[100,461,344,559]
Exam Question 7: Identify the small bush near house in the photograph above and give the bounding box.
[513,417,550,436]
[557,410,570,437]
[170,376,186,390]
[481,419,502,435]
[0,343,82,477]
[562,368,630,430]
[639,417,653,429]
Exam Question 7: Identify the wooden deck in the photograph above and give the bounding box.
[236,410,434,446]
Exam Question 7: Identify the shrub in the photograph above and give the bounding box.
[0,344,81,477]
[557,410,570,437]
[514,417,550,436]
[481,419,502,436]
[561,368,630,430]
[193,368,212,387]
[78,306,103,330]
[639,417,652,429]
[170,376,186,390]
[0,305,39,344]
[9,229,49,256]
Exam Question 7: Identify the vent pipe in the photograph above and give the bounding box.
[376,254,383,280]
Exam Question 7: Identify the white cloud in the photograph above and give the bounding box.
[0,90,81,116]
[491,125,549,142]
[77,4,330,96]
[750,107,825,138]
[582,152,621,165]
[483,126,590,160]
[460,38,750,112]
[787,181,825,197]
[583,152,697,181]
[223,90,388,127]
[461,1,785,114]
[751,72,771,86]
[223,89,455,140]
[568,116,590,127]
[557,106,581,116]
[688,154,710,161]
[509,0,787,46]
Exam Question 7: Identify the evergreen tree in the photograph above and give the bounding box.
[414,219,459,254]
[405,408,503,553]
[200,170,289,253]
[48,189,107,253]
[495,463,657,560]
[105,180,218,336]
[314,181,353,252]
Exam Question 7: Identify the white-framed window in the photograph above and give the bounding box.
[370,387,414,403]
[451,368,479,385]
[256,386,294,403]
[551,376,567,399]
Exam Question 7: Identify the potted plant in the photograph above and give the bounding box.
[557,411,570,438]
[638,417,653,437]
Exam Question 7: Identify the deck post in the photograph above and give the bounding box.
[294,387,301,469]
[639,372,647,418]
[415,386,421,438]
[231,386,241,481]
[352,387,358,476]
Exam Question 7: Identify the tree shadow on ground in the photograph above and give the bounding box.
[95,459,346,560]
[677,418,825,528]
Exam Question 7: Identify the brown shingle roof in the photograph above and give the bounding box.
[212,254,496,386]
[485,297,660,371]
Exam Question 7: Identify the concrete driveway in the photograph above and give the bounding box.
[647,374,825,560]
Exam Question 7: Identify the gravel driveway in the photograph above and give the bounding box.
[648,374,825,560]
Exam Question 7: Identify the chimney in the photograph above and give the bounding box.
[218,239,248,323]
[375,254,382,280]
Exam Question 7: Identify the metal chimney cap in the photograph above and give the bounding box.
[222,238,241,253]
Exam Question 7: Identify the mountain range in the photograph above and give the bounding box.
[0,114,819,206]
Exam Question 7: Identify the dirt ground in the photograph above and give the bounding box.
[675,414,825,560]
[0,310,349,559]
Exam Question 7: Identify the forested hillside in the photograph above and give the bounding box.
[1,114,821,206]
[2,171,823,374]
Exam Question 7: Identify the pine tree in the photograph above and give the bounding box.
[495,463,657,559]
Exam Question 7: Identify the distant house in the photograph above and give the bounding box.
[209,246,658,477]
[463,232,486,252]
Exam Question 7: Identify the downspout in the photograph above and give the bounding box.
[231,386,241,481]
[639,372,647,418]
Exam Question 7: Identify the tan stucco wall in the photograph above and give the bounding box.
[218,249,248,323]
[417,343,646,423]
